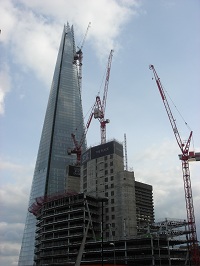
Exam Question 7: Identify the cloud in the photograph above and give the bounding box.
[0,158,33,222]
[132,139,200,238]
[0,1,60,86]
[0,240,20,265]
[0,0,140,89]
[0,65,11,115]
[0,222,24,243]
[0,157,33,265]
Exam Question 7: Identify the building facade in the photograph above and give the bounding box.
[135,181,154,232]
[81,140,138,240]
[34,194,189,265]
[34,193,101,265]
[18,24,86,266]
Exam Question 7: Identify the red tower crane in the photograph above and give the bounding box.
[149,64,200,265]
[94,49,114,144]
[67,104,95,165]
[73,22,91,92]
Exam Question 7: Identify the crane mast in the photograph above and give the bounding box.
[94,49,114,144]
[73,22,91,92]
[149,64,199,265]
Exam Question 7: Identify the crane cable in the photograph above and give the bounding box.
[97,56,110,96]
[162,85,195,152]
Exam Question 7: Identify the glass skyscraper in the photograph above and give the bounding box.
[18,24,86,266]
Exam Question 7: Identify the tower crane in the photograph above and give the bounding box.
[68,104,95,165]
[73,22,91,92]
[149,64,200,265]
[94,49,114,144]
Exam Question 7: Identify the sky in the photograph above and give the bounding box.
[0,0,199,265]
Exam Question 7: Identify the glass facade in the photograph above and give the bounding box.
[18,24,86,266]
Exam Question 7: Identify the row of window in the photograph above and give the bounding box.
[105,189,114,195]
[104,168,113,175]
[104,161,113,168]
[104,154,113,160]
[104,198,115,204]
[106,214,115,220]
[105,175,114,182]
[105,206,115,212]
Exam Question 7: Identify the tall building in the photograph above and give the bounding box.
[135,181,154,232]
[18,24,86,266]
[81,140,138,240]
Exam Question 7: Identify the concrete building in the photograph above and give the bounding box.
[66,165,81,193]
[135,181,154,232]
[81,140,142,240]
[33,193,101,266]
[33,193,190,266]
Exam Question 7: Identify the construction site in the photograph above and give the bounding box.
[22,24,200,266]
[31,192,194,266]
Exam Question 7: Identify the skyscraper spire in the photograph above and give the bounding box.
[18,24,86,266]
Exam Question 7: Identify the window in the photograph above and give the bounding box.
[105,185,108,189]
[106,208,109,213]
[111,184,114,188]
[110,161,113,166]
[111,191,114,196]
[105,192,108,197]
[112,214,115,220]
[105,170,108,175]
[104,156,107,161]
[111,207,115,212]
[111,176,114,181]
[110,169,113,174]
[111,199,114,204]
[110,155,113,159]
[105,177,108,182]
[105,163,108,168]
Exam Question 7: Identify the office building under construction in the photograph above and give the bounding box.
[32,192,191,266]
[31,140,192,265]
[80,140,154,239]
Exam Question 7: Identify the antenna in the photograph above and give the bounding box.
[124,133,128,171]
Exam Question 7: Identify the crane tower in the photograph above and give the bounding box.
[94,49,114,144]
[73,22,91,92]
[149,64,200,265]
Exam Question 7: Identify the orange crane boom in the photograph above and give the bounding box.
[149,64,200,265]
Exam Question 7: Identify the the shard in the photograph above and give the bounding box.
[18,24,86,266]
